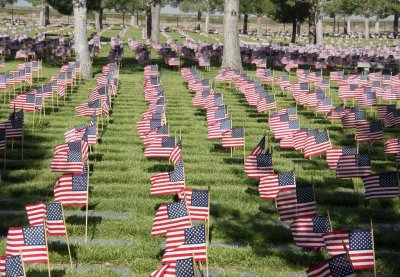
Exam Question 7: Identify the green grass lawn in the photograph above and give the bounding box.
[0,26,399,276]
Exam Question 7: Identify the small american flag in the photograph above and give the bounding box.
[244,136,270,179]
[257,95,276,113]
[355,121,384,145]
[384,137,400,154]
[327,104,346,120]
[293,129,310,151]
[304,130,331,158]
[290,216,331,249]
[76,99,101,117]
[6,226,48,263]
[326,147,358,170]
[0,255,24,277]
[150,258,195,277]
[150,161,185,195]
[25,203,66,236]
[259,172,296,200]
[316,97,333,113]
[221,127,245,148]
[336,154,371,178]
[64,124,86,143]
[169,140,182,165]
[54,170,88,207]
[145,137,176,158]
[178,188,209,221]
[377,105,396,121]
[384,109,400,128]
[9,93,36,112]
[276,186,317,221]
[323,229,375,270]
[306,253,355,277]
[51,141,84,173]
[341,110,367,129]
[207,118,231,140]
[151,201,192,236]
[362,172,399,200]
[162,225,207,263]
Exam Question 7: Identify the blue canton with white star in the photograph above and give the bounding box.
[22,226,45,246]
[167,201,188,219]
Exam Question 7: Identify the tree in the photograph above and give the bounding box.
[49,0,91,78]
[388,0,400,38]
[221,0,241,69]
[269,0,310,43]
[28,0,50,26]
[178,0,207,31]
[151,0,161,43]
[0,0,17,8]
[354,0,379,37]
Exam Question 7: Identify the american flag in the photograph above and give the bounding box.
[54,170,88,206]
[336,154,371,178]
[221,127,245,148]
[293,129,310,151]
[384,109,400,128]
[316,97,333,113]
[304,130,331,158]
[276,186,317,221]
[84,125,97,145]
[0,255,24,277]
[384,137,400,154]
[150,258,195,277]
[151,201,192,236]
[377,105,396,121]
[362,172,399,200]
[356,87,376,107]
[51,141,83,173]
[326,147,358,170]
[137,117,165,135]
[178,188,209,221]
[207,118,231,140]
[0,75,6,89]
[341,110,366,129]
[306,91,325,108]
[257,95,276,113]
[275,75,291,91]
[64,124,86,143]
[327,104,346,121]
[355,121,384,145]
[6,226,48,263]
[244,136,270,179]
[145,137,176,158]
[150,161,185,195]
[192,88,210,106]
[290,216,331,249]
[169,140,182,165]
[162,225,207,263]
[270,115,300,140]
[259,172,296,200]
[338,84,358,102]
[9,93,36,112]
[280,133,295,149]
[205,93,223,110]
[206,105,227,124]
[323,229,375,270]
[76,99,102,117]
[25,203,66,236]
[306,253,355,277]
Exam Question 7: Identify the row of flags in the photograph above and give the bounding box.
[0,61,40,91]
[210,65,381,276]
[181,67,245,150]
[9,61,80,113]
[128,38,151,66]
[137,65,210,276]
[0,62,119,276]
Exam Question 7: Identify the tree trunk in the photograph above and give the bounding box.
[347,16,351,34]
[122,13,125,26]
[146,2,152,39]
[221,0,241,69]
[296,21,301,35]
[45,4,50,26]
[333,15,335,33]
[375,17,380,34]
[309,11,316,44]
[256,14,262,36]
[151,0,161,43]
[291,18,297,43]
[39,1,45,27]
[195,11,201,31]
[316,4,323,45]
[394,12,399,39]
[95,10,103,30]
[73,0,92,78]
[364,17,370,37]
[204,10,210,35]
[243,13,248,34]
[131,14,137,27]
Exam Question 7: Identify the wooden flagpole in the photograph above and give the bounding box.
[243,128,246,163]
[85,165,90,244]
[341,240,355,272]
[3,141,6,170]
[327,210,332,231]
[19,249,26,277]
[61,205,73,269]
[43,217,51,277]
[371,218,377,277]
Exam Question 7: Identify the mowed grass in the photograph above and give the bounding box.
[0,26,399,276]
